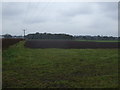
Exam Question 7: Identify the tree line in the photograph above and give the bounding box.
[2,33,119,40]
[26,32,74,40]
[74,35,118,40]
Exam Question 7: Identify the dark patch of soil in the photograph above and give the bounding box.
[2,38,24,50]
[25,40,119,49]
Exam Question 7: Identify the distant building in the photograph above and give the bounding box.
[0,35,4,38]
[12,36,24,39]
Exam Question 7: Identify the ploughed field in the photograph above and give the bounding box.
[25,40,119,49]
[2,38,24,50]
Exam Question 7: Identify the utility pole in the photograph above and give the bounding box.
[23,29,26,39]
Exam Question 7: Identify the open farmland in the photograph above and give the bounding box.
[25,40,118,49]
[2,41,118,88]
[2,38,24,50]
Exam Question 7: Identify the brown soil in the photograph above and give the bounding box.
[2,38,24,50]
[25,40,119,49]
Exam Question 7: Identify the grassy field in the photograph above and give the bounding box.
[2,41,118,88]
[75,40,119,42]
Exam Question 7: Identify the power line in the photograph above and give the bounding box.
[21,0,54,35]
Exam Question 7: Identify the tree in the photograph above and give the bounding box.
[3,34,12,38]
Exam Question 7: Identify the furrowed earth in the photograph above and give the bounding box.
[25,40,118,49]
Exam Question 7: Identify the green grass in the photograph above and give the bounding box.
[2,41,118,88]
[75,40,119,42]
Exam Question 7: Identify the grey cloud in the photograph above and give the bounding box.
[2,2,118,37]
[100,2,117,11]
[61,7,92,17]
[2,2,27,20]
[24,17,47,24]
[96,2,118,20]
[60,3,93,17]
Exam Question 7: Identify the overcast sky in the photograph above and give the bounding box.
[2,2,118,36]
